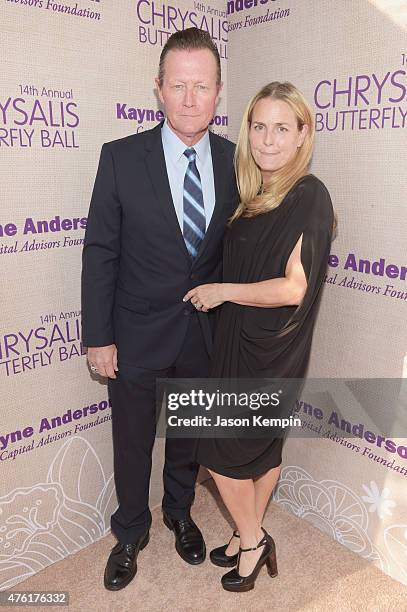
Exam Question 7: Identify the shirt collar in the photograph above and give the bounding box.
[161,118,210,163]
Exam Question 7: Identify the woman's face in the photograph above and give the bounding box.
[248,97,308,183]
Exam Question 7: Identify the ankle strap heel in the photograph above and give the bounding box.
[228,530,239,544]
[221,528,278,592]
[210,531,240,568]
[238,528,269,554]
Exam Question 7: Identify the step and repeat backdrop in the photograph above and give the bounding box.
[227,0,407,588]
[1,0,406,591]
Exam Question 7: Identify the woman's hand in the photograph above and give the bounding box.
[183,283,225,312]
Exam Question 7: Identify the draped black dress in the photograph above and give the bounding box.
[195,174,334,478]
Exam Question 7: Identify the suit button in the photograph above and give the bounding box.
[190,273,196,280]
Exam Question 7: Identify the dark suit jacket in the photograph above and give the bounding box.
[81,121,238,369]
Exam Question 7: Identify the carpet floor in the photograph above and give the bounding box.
[14,479,407,612]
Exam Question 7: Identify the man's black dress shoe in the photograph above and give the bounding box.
[163,511,206,564]
[104,529,149,591]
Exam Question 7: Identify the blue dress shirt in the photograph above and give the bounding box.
[161,119,216,232]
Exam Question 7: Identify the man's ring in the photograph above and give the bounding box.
[90,365,98,373]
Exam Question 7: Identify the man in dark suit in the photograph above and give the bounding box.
[81,28,237,591]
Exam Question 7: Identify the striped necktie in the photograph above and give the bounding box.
[183,147,205,258]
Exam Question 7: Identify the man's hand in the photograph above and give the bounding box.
[183,283,225,312]
[87,344,118,379]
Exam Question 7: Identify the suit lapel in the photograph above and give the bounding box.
[144,122,191,262]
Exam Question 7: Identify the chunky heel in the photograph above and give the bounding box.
[265,547,278,577]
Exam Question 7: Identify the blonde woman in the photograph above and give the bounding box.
[184,82,335,592]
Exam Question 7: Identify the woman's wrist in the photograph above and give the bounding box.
[219,282,231,303]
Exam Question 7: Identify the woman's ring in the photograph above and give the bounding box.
[90,364,98,373]
[195,302,202,309]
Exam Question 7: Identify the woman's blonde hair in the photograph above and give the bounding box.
[231,82,315,223]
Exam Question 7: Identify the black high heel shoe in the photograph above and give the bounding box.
[221,527,278,592]
[210,530,239,567]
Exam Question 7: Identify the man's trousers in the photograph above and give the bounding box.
[108,311,210,543]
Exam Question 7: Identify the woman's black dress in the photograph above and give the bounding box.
[195,174,334,478]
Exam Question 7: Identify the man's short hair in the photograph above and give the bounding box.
[158,27,221,85]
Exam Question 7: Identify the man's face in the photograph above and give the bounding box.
[156,48,222,145]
